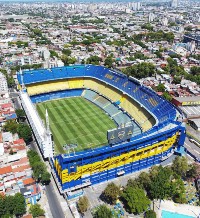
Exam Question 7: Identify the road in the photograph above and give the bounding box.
[184,136,200,160]
[10,89,65,218]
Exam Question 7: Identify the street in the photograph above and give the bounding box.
[184,136,200,160]
[11,89,65,218]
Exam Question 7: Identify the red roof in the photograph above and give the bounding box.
[1,103,12,109]
[0,166,12,175]
[23,215,33,218]
[23,178,35,186]
[12,145,26,151]
[13,139,25,145]
[12,157,29,167]
[12,164,30,173]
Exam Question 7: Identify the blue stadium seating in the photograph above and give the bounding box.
[30,89,83,103]
[17,65,178,126]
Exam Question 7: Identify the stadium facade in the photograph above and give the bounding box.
[17,65,186,194]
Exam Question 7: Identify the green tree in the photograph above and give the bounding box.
[27,150,41,165]
[86,56,101,65]
[13,193,26,217]
[102,182,120,204]
[137,172,151,191]
[18,124,32,143]
[29,204,45,218]
[186,163,200,179]
[173,76,181,84]
[104,57,113,68]
[3,120,18,134]
[124,62,156,79]
[122,187,150,214]
[171,156,188,177]
[162,92,172,101]
[149,166,172,201]
[190,66,200,76]
[27,150,51,184]
[77,196,89,215]
[4,195,15,215]
[126,178,142,189]
[50,50,59,58]
[170,176,186,203]
[155,84,165,92]
[41,171,51,184]
[93,205,112,218]
[62,49,71,56]
[16,109,26,121]
[32,162,45,181]
[141,23,153,31]
[145,210,156,218]
[61,55,76,65]
[0,196,5,217]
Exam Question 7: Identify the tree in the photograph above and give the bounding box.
[145,210,156,218]
[27,150,51,184]
[86,56,101,65]
[29,204,45,218]
[41,171,51,184]
[50,50,59,58]
[16,109,26,122]
[61,55,76,65]
[171,156,188,177]
[173,76,181,84]
[0,196,5,217]
[124,62,156,79]
[171,177,186,203]
[62,49,71,56]
[4,196,15,216]
[93,205,112,218]
[141,23,153,31]
[162,92,172,101]
[101,182,120,204]
[137,172,151,191]
[3,120,18,134]
[122,187,150,214]
[18,124,32,143]
[13,193,26,217]
[186,163,200,179]
[32,162,46,181]
[149,166,172,201]
[190,66,200,76]
[104,57,113,68]
[155,84,165,92]
[77,196,89,215]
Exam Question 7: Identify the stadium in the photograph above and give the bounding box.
[17,65,186,194]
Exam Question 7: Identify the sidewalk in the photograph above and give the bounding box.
[46,162,74,218]
[39,186,53,218]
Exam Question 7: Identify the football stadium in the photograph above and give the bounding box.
[17,65,186,194]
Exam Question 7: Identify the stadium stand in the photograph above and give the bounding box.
[82,89,135,128]
[31,89,83,103]
[27,80,70,96]
[17,65,186,192]
[68,79,83,89]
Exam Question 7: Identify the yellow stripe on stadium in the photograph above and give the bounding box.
[55,133,178,183]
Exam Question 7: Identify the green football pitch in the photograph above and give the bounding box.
[36,97,116,154]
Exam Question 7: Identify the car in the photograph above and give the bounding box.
[189,138,195,143]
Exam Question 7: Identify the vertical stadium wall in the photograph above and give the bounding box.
[17,65,186,193]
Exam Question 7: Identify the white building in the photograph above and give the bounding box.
[132,2,141,11]
[171,0,178,8]
[149,13,156,23]
[0,72,8,93]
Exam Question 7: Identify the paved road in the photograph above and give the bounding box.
[184,136,200,160]
[11,90,65,218]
